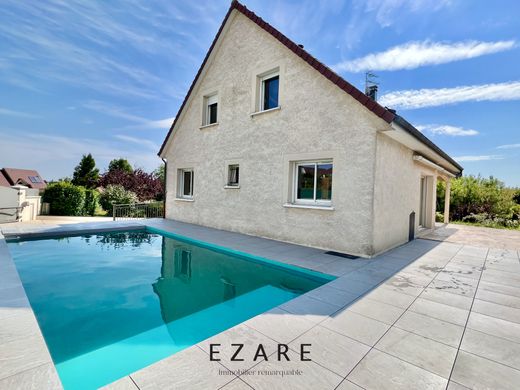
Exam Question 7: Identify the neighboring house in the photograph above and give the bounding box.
[0,168,47,190]
[0,168,45,223]
[158,1,463,257]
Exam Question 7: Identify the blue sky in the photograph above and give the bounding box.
[1,0,519,185]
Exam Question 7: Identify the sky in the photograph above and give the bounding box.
[0,0,519,185]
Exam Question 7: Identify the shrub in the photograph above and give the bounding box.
[83,189,99,216]
[98,168,164,201]
[42,182,86,216]
[99,185,138,215]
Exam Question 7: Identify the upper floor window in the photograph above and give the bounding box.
[260,72,279,111]
[294,161,333,205]
[203,94,218,125]
[178,168,193,198]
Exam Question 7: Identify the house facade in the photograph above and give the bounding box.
[159,1,462,257]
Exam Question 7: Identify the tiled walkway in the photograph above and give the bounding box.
[1,219,520,389]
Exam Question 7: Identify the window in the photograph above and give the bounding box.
[227,164,239,187]
[260,73,279,111]
[203,94,218,125]
[294,161,332,205]
[178,169,193,198]
[28,176,42,183]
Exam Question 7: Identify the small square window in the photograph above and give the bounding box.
[227,164,239,187]
[203,94,218,125]
[178,169,193,198]
[259,73,279,111]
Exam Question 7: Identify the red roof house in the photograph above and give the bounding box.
[0,168,47,190]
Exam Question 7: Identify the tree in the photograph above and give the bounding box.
[99,185,138,215]
[98,168,163,201]
[72,154,99,189]
[155,164,165,186]
[108,158,133,174]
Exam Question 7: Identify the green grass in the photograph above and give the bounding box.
[450,220,520,231]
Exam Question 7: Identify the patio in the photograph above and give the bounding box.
[1,219,519,389]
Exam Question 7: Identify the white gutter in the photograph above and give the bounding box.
[413,155,456,178]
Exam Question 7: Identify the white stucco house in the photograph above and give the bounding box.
[159,1,463,257]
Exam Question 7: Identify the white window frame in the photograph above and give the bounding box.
[227,164,240,187]
[178,168,194,199]
[259,71,279,112]
[203,93,218,126]
[292,160,333,206]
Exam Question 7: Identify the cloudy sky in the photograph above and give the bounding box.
[1,0,519,185]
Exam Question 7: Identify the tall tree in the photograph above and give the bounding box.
[108,158,133,174]
[72,154,100,189]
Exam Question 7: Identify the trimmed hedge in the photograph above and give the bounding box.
[84,189,99,216]
[42,182,86,216]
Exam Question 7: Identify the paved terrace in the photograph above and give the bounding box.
[1,219,519,389]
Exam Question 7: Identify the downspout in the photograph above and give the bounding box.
[161,157,167,219]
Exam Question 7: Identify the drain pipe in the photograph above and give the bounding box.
[161,157,167,218]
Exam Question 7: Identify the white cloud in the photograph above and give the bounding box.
[114,134,159,151]
[335,40,516,72]
[379,81,520,109]
[496,143,520,149]
[416,124,479,137]
[454,155,503,162]
[0,107,39,118]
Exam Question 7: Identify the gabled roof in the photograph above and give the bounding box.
[0,171,10,187]
[158,1,462,176]
[159,0,395,156]
[0,168,47,189]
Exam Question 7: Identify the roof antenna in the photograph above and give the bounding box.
[365,71,379,101]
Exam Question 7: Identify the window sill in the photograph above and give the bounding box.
[199,122,219,130]
[224,185,240,189]
[250,106,281,117]
[175,197,194,202]
[283,203,334,211]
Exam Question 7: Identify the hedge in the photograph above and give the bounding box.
[42,182,86,216]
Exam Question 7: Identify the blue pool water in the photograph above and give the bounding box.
[7,228,332,389]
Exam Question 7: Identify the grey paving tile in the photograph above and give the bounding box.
[485,262,520,274]
[487,248,519,260]
[460,328,520,370]
[279,295,341,323]
[383,275,425,297]
[447,381,471,390]
[241,350,343,390]
[0,311,41,344]
[0,333,53,381]
[481,271,520,288]
[391,271,433,287]
[243,308,316,344]
[451,350,520,390]
[336,379,364,390]
[409,298,469,327]
[475,288,520,309]
[467,312,520,344]
[321,310,390,346]
[220,377,254,390]
[290,325,370,377]
[479,280,520,298]
[472,299,520,324]
[0,363,62,390]
[347,298,405,325]
[364,285,416,309]
[306,285,360,308]
[130,346,235,390]
[315,259,365,276]
[420,288,473,310]
[428,278,476,297]
[101,376,138,389]
[375,327,458,378]
[198,324,280,372]
[347,349,447,390]
[394,311,464,348]
[326,277,376,296]
[456,246,489,259]
[450,255,486,267]
[441,263,482,280]
[341,268,395,285]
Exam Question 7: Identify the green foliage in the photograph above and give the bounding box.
[108,158,133,174]
[42,182,86,216]
[155,164,165,186]
[72,153,100,189]
[443,175,518,229]
[83,189,99,216]
[99,185,138,215]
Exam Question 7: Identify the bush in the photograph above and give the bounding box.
[42,182,86,216]
[99,185,138,215]
[83,189,99,216]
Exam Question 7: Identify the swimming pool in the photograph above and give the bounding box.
[7,227,332,389]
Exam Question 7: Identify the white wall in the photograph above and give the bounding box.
[163,11,389,256]
[0,186,41,223]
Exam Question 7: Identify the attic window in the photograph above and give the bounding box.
[203,93,218,126]
[261,73,279,111]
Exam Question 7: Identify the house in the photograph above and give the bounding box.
[158,1,463,257]
[0,168,47,190]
